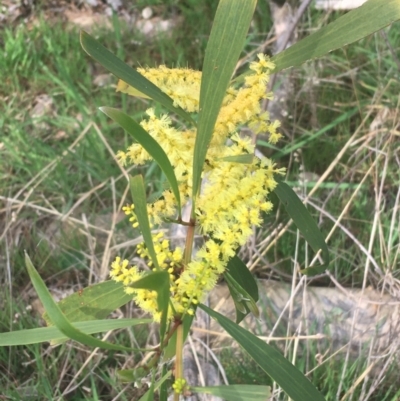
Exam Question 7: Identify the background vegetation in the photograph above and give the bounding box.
[1,1,399,400]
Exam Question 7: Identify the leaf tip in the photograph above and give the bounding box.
[79,30,88,47]
[24,251,33,270]
[99,106,114,118]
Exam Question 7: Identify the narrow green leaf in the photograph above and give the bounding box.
[274,180,329,275]
[229,289,248,315]
[141,370,171,401]
[199,304,326,401]
[234,1,400,83]
[129,271,170,343]
[80,31,194,126]
[43,280,132,325]
[192,0,257,200]
[218,154,254,164]
[272,0,400,72]
[227,256,259,302]
[116,80,150,98]
[192,385,271,401]
[224,272,259,324]
[159,365,169,401]
[225,255,259,323]
[0,318,150,346]
[25,253,136,352]
[130,174,160,270]
[154,369,171,399]
[101,107,181,215]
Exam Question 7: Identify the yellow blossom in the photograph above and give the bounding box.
[110,54,285,321]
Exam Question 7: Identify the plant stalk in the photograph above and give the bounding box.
[174,323,184,401]
[183,217,196,265]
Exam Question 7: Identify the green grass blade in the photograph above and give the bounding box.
[130,174,160,270]
[192,385,271,401]
[272,107,359,160]
[192,0,257,200]
[159,365,169,401]
[80,31,194,126]
[43,280,132,325]
[101,107,181,215]
[139,382,154,401]
[274,180,330,274]
[272,0,400,72]
[129,271,170,343]
[25,253,137,352]
[154,367,171,393]
[199,304,326,401]
[0,318,150,346]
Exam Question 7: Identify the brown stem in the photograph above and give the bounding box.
[183,218,196,264]
[164,217,193,226]
[141,318,182,371]
[161,318,182,349]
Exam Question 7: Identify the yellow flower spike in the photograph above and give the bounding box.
[138,66,201,113]
[110,53,283,322]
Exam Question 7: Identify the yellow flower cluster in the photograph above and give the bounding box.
[122,189,177,227]
[111,54,284,320]
[171,147,284,317]
[110,232,184,321]
[137,65,202,113]
[116,108,195,205]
